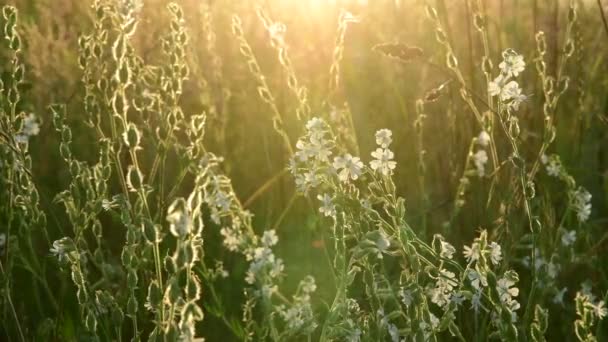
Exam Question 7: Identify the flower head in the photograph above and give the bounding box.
[333,153,364,182]
[317,193,336,218]
[375,129,393,148]
[499,49,525,77]
[477,131,491,147]
[370,148,397,176]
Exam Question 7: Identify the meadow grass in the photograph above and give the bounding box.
[1,0,608,341]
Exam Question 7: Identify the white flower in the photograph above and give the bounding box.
[220,227,242,251]
[370,148,397,176]
[473,150,488,177]
[477,131,491,147]
[499,50,525,77]
[540,154,549,164]
[593,301,607,319]
[262,230,279,247]
[488,74,506,97]
[571,187,592,223]
[561,229,577,247]
[471,292,485,313]
[508,91,528,111]
[295,171,320,193]
[546,158,562,177]
[375,129,393,148]
[546,262,559,279]
[500,80,521,102]
[333,154,364,182]
[440,240,456,259]
[317,193,336,217]
[15,113,40,143]
[468,270,487,290]
[552,287,567,306]
[301,276,317,294]
[306,117,326,132]
[399,288,413,307]
[463,242,481,263]
[497,278,519,305]
[50,237,73,262]
[489,242,502,265]
[430,269,457,308]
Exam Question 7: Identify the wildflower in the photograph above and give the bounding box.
[246,247,284,284]
[451,292,466,307]
[468,269,488,290]
[546,261,559,279]
[471,292,485,313]
[430,269,457,308]
[463,242,481,263]
[301,276,317,294]
[295,171,320,193]
[571,187,592,223]
[592,301,607,319]
[308,137,333,162]
[375,129,393,148]
[508,91,528,111]
[553,287,567,306]
[541,154,549,164]
[317,193,336,217]
[546,158,562,177]
[440,240,456,259]
[295,136,332,163]
[15,113,40,143]
[561,229,577,247]
[473,150,488,177]
[370,148,397,176]
[488,74,506,97]
[262,230,279,247]
[220,227,241,251]
[499,49,525,77]
[496,277,519,306]
[50,237,75,262]
[333,153,364,182]
[488,242,502,265]
[477,131,491,147]
[306,117,326,133]
[500,80,522,102]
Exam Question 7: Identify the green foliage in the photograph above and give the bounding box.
[1,0,608,341]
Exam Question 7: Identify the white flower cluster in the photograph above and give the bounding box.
[462,232,520,319]
[488,49,527,111]
[244,229,284,287]
[429,269,458,308]
[470,131,491,177]
[291,118,334,193]
[277,275,318,335]
[370,129,397,176]
[540,154,564,178]
[570,187,592,223]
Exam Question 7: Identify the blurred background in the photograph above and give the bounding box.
[3,0,608,339]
